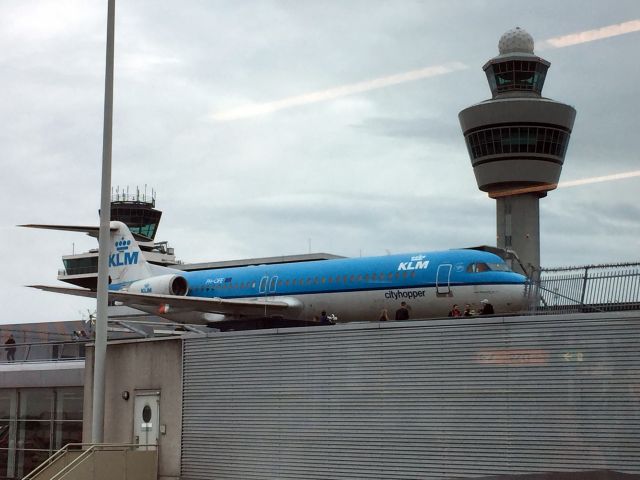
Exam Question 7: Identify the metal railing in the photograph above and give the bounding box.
[0,340,90,364]
[527,261,640,314]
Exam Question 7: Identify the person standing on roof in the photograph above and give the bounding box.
[5,334,16,362]
[480,299,495,315]
[395,302,410,320]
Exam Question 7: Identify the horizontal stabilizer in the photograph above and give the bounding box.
[19,224,150,242]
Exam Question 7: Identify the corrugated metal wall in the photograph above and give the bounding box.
[181,313,640,479]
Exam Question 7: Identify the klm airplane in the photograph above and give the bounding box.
[31,221,527,327]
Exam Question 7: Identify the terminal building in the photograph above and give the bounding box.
[2,30,640,480]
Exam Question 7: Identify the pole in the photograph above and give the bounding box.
[92,0,115,443]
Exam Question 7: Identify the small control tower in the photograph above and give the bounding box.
[109,186,162,241]
[459,27,576,275]
[59,186,175,289]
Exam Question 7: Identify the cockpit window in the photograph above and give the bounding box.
[487,262,510,272]
[467,262,510,273]
[466,262,488,273]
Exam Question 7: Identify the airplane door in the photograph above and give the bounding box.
[259,276,268,294]
[133,391,160,450]
[268,276,278,295]
[436,264,452,295]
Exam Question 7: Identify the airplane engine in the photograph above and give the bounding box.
[128,274,189,296]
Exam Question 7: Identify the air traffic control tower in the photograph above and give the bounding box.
[459,27,576,276]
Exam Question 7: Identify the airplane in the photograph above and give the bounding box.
[28,221,528,329]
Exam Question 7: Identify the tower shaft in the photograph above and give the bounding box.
[496,194,540,275]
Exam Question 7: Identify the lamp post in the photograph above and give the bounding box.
[93,0,115,444]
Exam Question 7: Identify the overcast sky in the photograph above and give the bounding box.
[1,0,639,324]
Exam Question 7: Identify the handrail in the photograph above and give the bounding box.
[49,443,156,480]
[21,443,80,480]
[48,446,96,480]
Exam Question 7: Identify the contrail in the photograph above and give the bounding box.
[210,19,639,121]
[559,170,640,188]
[490,170,640,198]
[211,62,467,121]
[538,19,640,49]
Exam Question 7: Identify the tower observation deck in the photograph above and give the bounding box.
[109,186,162,241]
[458,27,576,275]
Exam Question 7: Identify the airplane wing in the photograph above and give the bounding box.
[29,285,294,317]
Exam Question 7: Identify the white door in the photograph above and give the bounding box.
[436,264,452,295]
[133,392,160,450]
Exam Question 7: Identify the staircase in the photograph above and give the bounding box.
[23,443,157,480]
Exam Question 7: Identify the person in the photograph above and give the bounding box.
[5,334,16,362]
[480,299,495,315]
[463,304,473,317]
[395,302,410,320]
[378,309,389,321]
[319,311,331,325]
[448,304,461,317]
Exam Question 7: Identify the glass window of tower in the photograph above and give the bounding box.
[465,126,569,159]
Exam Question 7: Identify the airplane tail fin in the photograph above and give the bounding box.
[108,221,178,286]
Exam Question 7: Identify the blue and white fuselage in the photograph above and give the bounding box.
[33,222,527,325]
[168,249,525,322]
[102,222,527,324]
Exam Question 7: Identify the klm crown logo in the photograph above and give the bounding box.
[109,238,139,268]
[115,239,131,252]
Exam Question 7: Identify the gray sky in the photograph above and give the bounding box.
[1,0,639,324]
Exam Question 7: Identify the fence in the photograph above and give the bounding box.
[0,340,89,363]
[528,261,640,313]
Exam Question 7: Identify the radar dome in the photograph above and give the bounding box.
[498,27,534,54]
